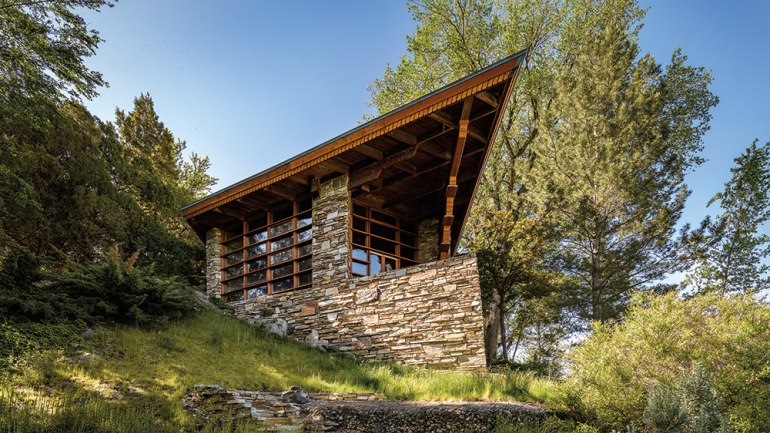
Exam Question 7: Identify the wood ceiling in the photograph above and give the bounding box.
[182,51,525,258]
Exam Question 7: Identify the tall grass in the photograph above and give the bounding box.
[1,309,559,431]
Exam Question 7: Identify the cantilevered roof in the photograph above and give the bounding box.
[182,49,526,256]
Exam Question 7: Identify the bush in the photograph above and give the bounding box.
[563,292,770,432]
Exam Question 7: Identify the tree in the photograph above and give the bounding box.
[533,17,716,325]
[683,140,770,296]
[0,0,112,235]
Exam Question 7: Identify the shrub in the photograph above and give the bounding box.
[563,292,770,432]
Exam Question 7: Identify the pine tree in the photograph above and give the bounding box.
[683,140,770,295]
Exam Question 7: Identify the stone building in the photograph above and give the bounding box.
[180,51,525,370]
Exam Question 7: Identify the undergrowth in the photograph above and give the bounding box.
[1,308,558,431]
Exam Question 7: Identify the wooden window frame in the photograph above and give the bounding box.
[220,196,313,302]
[351,200,419,278]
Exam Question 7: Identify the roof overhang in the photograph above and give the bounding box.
[182,50,526,255]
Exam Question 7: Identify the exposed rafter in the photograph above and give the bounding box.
[348,145,420,190]
[440,97,473,259]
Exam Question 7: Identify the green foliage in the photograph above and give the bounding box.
[644,362,732,433]
[0,244,199,367]
[683,140,770,295]
[563,292,770,432]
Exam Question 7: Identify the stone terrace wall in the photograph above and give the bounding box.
[230,255,485,370]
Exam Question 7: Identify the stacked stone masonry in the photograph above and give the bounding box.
[230,255,485,370]
[205,229,222,299]
[213,174,487,370]
[192,385,385,431]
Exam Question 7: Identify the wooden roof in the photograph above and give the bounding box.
[182,50,526,256]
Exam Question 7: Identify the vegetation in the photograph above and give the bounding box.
[563,292,770,432]
[1,309,557,431]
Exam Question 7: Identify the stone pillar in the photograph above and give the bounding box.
[312,174,351,291]
[418,217,440,263]
[205,228,222,298]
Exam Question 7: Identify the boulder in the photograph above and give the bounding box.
[282,386,310,404]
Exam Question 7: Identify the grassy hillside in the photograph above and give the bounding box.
[1,308,558,431]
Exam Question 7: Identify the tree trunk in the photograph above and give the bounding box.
[484,291,502,361]
[500,302,508,361]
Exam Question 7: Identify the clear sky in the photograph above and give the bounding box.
[80,0,770,275]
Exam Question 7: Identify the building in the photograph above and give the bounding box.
[181,51,525,369]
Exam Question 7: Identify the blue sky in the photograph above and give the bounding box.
[81,0,770,268]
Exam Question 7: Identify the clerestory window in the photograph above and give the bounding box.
[351,201,419,277]
[220,197,313,302]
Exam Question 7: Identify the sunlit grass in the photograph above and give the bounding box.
[1,308,559,430]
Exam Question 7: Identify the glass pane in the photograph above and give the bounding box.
[371,210,397,226]
[271,235,293,251]
[248,285,267,299]
[247,243,266,258]
[223,226,243,241]
[225,252,242,266]
[370,255,382,275]
[272,206,293,222]
[371,237,397,255]
[247,215,267,231]
[401,246,418,261]
[297,243,312,257]
[226,291,243,303]
[371,223,397,241]
[401,233,416,247]
[297,215,312,229]
[352,260,367,276]
[298,258,312,272]
[225,278,243,292]
[247,230,267,245]
[270,221,292,236]
[353,217,367,232]
[296,228,312,242]
[352,232,367,247]
[297,272,312,286]
[352,248,367,261]
[247,257,267,272]
[384,257,397,272]
[298,199,312,213]
[400,220,417,233]
[353,203,367,217]
[223,238,242,253]
[246,271,266,285]
[272,263,293,279]
[225,265,243,279]
[271,249,292,264]
[272,277,293,292]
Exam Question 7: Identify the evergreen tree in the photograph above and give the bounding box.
[534,17,716,325]
[683,140,770,295]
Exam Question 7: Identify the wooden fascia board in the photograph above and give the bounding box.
[181,55,524,219]
[451,64,522,256]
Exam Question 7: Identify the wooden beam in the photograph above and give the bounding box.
[318,158,350,174]
[440,97,473,260]
[354,144,383,160]
[263,185,297,201]
[387,129,417,145]
[392,161,417,174]
[429,110,455,128]
[348,145,419,190]
[382,182,446,209]
[468,124,487,144]
[476,90,499,108]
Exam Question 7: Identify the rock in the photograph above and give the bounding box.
[306,330,319,341]
[356,287,380,304]
[301,301,319,316]
[307,340,330,351]
[326,344,339,353]
[286,325,295,336]
[261,318,289,337]
[282,387,310,404]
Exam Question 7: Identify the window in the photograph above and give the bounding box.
[351,201,418,277]
[220,196,313,301]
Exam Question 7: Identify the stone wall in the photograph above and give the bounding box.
[230,255,485,370]
[311,174,351,290]
[205,229,222,299]
[418,217,440,263]
[207,174,487,370]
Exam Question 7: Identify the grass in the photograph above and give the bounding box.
[1,308,560,431]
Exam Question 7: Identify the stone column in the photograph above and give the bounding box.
[418,217,440,263]
[205,228,222,299]
[312,174,351,291]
